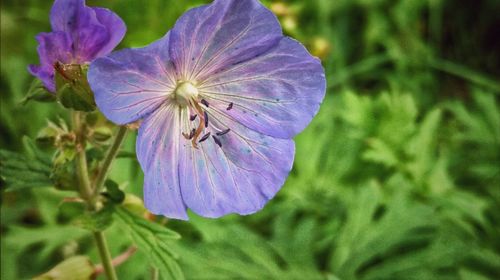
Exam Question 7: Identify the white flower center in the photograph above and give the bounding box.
[174,82,199,107]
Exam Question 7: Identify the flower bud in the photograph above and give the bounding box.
[122,194,147,216]
[310,37,331,60]
[281,15,298,33]
[36,126,59,147]
[51,161,78,191]
[55,62,96,112]
[92,127,113,143]
[33,256,95,280]
[270,2,290,17]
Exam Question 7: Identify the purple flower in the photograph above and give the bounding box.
[88,0,326,220]
[29,0,126,92]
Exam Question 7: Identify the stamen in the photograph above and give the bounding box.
[190,114,197,121]
[227,102,233,110]
[204,111,209,127]
[199,132,211,143]
[182,132,190,139]
[212,135,222,147]
[200,99,209,107]
[216,128,231,136]
[190,101,207,148]
[189,128,196,139]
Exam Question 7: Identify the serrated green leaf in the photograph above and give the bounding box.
[363,138,399,167]
[0,148,52,191]
[115,207,183,280]
[4,224,88,263]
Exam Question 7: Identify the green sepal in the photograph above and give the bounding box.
[21,78,57,105]
[55,63,96,112]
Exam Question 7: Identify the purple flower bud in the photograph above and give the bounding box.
[29,0,126,92]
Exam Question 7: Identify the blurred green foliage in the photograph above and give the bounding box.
[1,0,500,279]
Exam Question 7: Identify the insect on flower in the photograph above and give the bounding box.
[88,0,326,220]
[29,0,126,92]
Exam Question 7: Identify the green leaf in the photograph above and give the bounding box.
[73,204,115,232]
[4,224,88,263]
[363,138,399,167]
[115,207,184,280]
[0,139,52,191]
[104,179,125,203]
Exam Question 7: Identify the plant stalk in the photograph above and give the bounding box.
[93,231,119,280]
[93,126,128,196]
[72,111,119,280]
[72,111,93,201]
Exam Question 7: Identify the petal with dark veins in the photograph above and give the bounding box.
[136,104,189,220]
[88,34,176,125]
[199,37,326,139]
[169,0,282,81]
[178,104,295,218]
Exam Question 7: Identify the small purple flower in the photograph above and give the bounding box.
[88,0,326,220]
[29,0,126,92]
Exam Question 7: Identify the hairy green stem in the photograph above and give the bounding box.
[72,111,119,280]
[93,126,128,196]
[72,111,93,201]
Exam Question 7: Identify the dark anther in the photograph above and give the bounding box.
[190,114,197,121]
[199,132,211,143]
[227,102,233,110]
[200,99,209,107]
[212,135,222,147]
[204,111,209,127]
[216,128,231,136]
[189,128,196,139]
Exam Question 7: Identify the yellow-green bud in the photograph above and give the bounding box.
[33,256,94,280]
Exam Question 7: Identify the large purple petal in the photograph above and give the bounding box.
[197,37,325,139]
[92,7,126,57]
[88,34,176,125]
[28,31,73,92]
[50,0,96,33]
[50,0,125,62]
[177,105,295,218]
[136,104,188,220]
[73,24,110,62]
[169,0,282,81]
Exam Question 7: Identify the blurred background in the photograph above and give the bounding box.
[1,0,499,279]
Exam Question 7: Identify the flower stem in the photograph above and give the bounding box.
[95,246,138,275]
[93,126,128,196]
[71,111,119,280]
[72,111,93,201]
[93,231,119,280]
